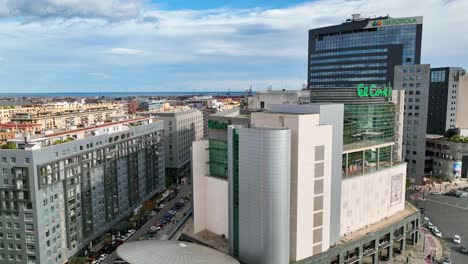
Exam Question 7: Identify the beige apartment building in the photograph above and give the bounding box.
[0,103,125,133]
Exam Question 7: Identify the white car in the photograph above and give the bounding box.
[426,222,434,229]
[423,217,429,222]
[91,260,101,264]
[454,235,461,244]
[150,211,156,216]
[128,229,136,235]
[158,204,165,209]
[98,254,108,261]
[120,234,130,241]
[150,226,161,231]
[432,228,442,238]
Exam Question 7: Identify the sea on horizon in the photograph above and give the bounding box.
[0,91,250,98]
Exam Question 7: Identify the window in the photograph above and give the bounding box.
[314,179,324,194]
[313,228,323,244]
[10,158,15,163]
[25,158,29,164]
[260,101,265,109]
[2,168,7,174]
[3,179,8,185]
[1,157,6,163]
[315,163,324,178]
[314,196,323,211]
[315,146,325,161]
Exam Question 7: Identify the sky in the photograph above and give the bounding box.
[0,0,466,93]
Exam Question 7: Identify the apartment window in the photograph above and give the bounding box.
[10,158,15,163]
[3,179,8,185]
[1,157,6,163]
[260,101,265,109]
[25,158,29,164]
[2,168,7,174]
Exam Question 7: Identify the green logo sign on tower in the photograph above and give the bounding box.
[356,83,392,100]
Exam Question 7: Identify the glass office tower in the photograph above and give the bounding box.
[308,15,423,89]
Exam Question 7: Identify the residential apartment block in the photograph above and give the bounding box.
[0,103,125,133]
[155,109,203,178]
[0,117,165,264]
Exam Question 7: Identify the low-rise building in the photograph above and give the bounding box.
[425,135,468,181]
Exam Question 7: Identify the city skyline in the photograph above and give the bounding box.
[0,0,466,92]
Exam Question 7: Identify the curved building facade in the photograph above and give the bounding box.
[229,127,291,264]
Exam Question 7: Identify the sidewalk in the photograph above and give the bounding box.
[386,228,443,264]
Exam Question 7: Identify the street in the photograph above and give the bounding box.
[413,194,468,264]
[102,184,192,264]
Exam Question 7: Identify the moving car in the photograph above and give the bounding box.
[460,246,468,254]
[454,235,461,244]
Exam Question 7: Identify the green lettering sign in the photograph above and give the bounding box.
[356,83,392,100]
[208,120,228,130]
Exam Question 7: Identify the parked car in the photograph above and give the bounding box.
[157,203,165,209]
[456,191,468,198]
[114,258,128,264]
[98,254,108,261]
[441,257,452,264]
[445,191,457,197]
[91,260,101,264]
[460,246,468,254]
[432,228,442,238]
[430,191,443,195]
[128,229,136,234]
[423,216,429,222]
[426,222,434,230]
[454,235,461,244]
[151,226,161,231]
[150,210,157,216]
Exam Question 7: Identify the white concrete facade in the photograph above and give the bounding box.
[192,140,229,237]
[251,113,333,261]
[340,163,407,236]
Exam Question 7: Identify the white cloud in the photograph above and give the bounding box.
[104,48,149,56]
[0,0,467,92]
[0,0,143,21]
[89,72,111,79]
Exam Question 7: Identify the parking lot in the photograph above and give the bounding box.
[413,194,468,263]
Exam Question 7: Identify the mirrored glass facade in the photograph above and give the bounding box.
[308,16,422,89]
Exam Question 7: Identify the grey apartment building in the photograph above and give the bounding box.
[308,15,422,89]
[0,117,165,264]
[393,65,430,178]
[428,67,465,135]
[155,109,203,179]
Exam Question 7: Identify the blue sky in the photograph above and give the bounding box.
[0,0,466,93]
